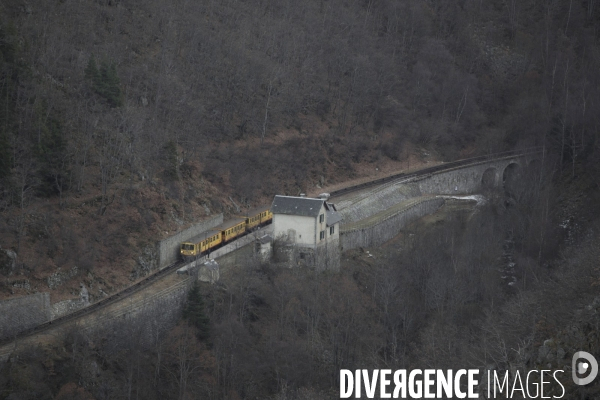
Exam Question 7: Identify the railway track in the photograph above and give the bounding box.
[0,147,542,355]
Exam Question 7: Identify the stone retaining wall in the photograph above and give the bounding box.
[338,182,421,224]
[0,293,50,340]
[341,198,445,250]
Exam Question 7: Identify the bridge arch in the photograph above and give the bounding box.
[481,167,498,189]
[503,162,522,196]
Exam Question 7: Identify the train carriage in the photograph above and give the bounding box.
[180,229,222,260]
[180,205,273,261]
[241,205,273,230]
[259,206,273,225]
[220,217,247,242]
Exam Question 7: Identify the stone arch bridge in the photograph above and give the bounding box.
[412,149,543,196]
[336,148,544,250]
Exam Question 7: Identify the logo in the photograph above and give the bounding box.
[572,351,598,386]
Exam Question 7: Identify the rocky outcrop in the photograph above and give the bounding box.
[47,266,79,289]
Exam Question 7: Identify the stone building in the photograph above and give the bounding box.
[271,195,342,270]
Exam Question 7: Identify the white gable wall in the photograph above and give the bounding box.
[316,204,327,244]
[327,223,340,241]
[273,214,318,248]
[273,201,341,249]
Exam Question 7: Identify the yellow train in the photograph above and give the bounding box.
[180,205,272,260]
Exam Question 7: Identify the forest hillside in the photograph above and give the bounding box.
[1,0,598,298]
[2,0,600,399]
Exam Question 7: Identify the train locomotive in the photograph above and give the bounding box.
[180,205,272,260]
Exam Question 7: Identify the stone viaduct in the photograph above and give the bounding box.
[338,149,543,250]
[414,151,542,195]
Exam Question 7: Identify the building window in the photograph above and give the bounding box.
[319,214,324,223]
[330,226,335,235]
[320,230,325,240]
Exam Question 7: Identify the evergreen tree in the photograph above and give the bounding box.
[84,55,122,107]
[35,113,69,196]
[84,54,99,83]
[105,63,122,106]
[0,23,21,180]
[182,283,210,341]
[97,61,122,107]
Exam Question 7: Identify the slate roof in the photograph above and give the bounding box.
[326,210,343,226]
[271,195,325,217]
